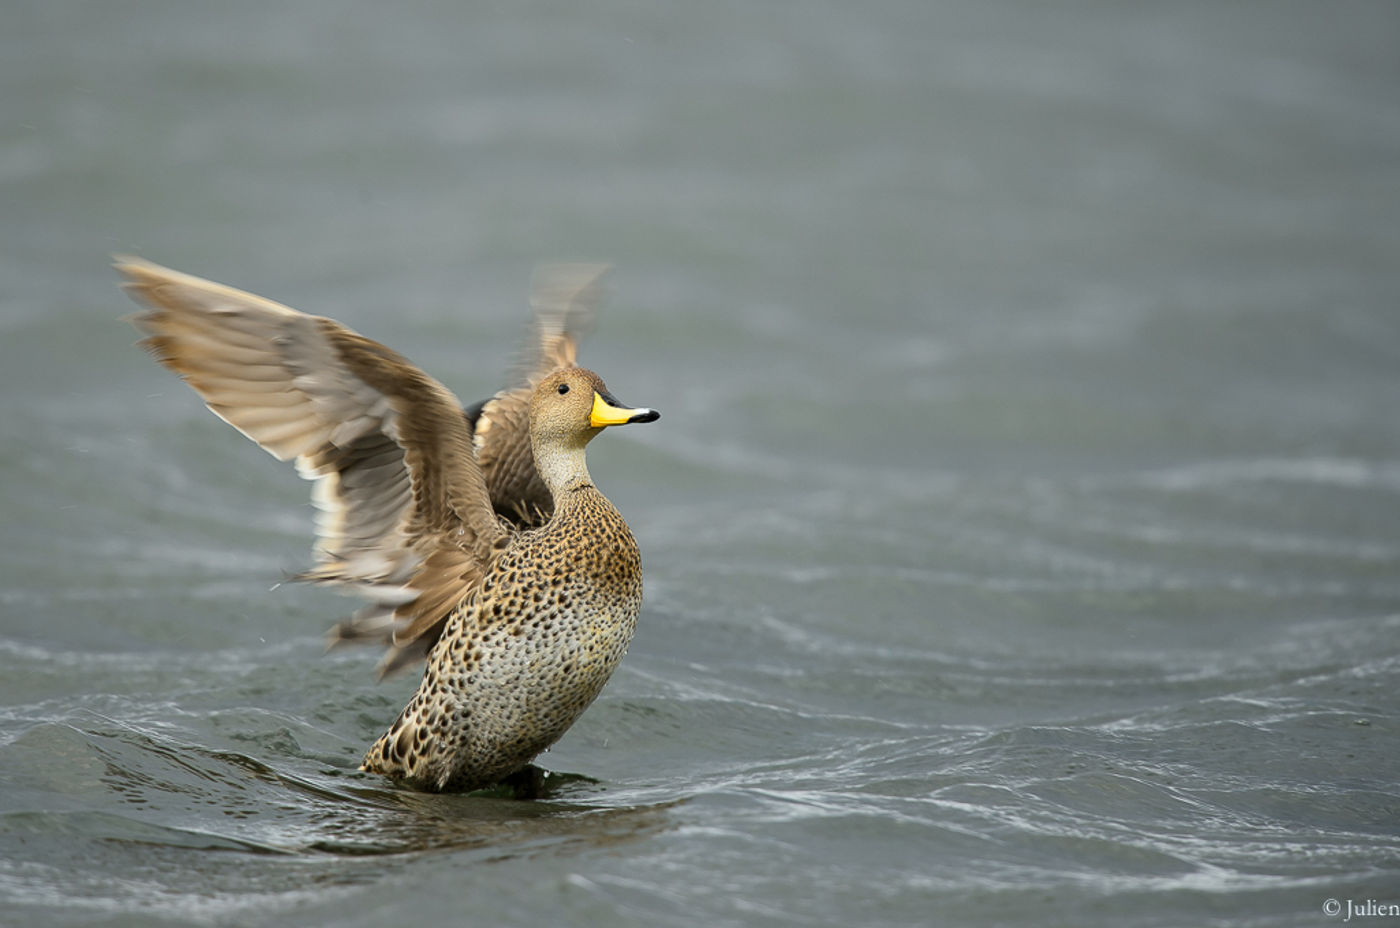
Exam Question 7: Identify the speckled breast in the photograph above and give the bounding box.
[365,487,643,792]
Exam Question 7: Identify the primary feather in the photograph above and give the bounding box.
[119,258,594,674]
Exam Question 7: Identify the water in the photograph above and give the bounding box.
[3,1,1399,925]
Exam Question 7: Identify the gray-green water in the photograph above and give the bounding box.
[4,2,1399,926]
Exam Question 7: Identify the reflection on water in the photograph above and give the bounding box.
[2,720,677,867]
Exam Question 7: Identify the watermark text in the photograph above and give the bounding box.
[1324,899,1400,922]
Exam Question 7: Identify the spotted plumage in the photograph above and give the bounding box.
[118,258,658,793]
[366,479,643,790]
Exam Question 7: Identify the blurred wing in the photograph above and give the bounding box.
[470,263,607,525]
[118,257,507,672]
[514,262,606,387]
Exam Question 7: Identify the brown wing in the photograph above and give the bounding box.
[470,263,607,526]
[118,257,508,674]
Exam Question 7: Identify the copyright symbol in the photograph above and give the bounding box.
[1323,899,1342,917]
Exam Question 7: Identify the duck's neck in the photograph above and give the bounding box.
[533,438,596,509]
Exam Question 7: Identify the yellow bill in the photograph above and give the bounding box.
[590,390,660,427]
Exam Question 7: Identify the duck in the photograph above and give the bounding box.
[118,258,659,793]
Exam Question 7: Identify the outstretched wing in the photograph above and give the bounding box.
[468,263,607,526]
[118,257,508,673]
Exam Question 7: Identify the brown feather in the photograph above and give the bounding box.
[471,263,607,526]
[118,256,507,673]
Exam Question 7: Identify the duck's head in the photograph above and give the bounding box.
[529,367,659,451]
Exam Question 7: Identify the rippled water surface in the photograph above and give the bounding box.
[3,2,1399,926]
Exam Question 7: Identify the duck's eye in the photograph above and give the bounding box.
[557,383,570,395]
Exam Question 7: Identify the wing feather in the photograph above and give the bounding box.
[471,263,607,525]
[119,257,507,673]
